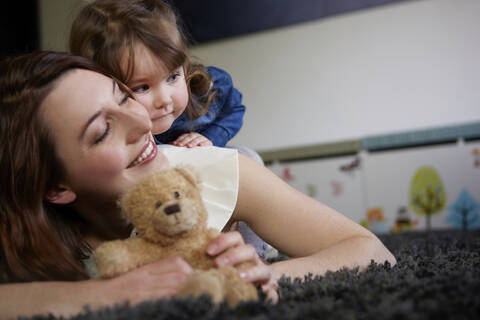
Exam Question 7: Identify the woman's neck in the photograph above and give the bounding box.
[81,223,133,250]
[73,198,133,249]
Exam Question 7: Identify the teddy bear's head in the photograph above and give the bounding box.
[119,167,207,244]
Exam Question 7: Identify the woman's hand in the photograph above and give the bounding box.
[104,257,193,305]
[206,231,279,303]
[0,257,193,319]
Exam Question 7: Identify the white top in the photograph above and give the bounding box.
[84,145,239,277]
[157,145,239,231]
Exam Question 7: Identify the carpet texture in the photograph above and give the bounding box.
[26,230,480,320]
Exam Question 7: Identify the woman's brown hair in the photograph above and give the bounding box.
[0,51,110,282]
[70,0,216,120]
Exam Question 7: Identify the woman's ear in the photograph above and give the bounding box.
[45,185,77,205]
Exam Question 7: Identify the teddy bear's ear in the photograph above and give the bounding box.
[175,166,200,186]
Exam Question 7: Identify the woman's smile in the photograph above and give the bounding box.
[128,138,157,168]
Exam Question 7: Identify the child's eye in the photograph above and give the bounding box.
[167,73,181,83]
[94,122,111,144]
[132,85,149,93]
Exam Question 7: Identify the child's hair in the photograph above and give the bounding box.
[70,0,215,120]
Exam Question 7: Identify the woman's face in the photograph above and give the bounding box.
[40,69,169,208]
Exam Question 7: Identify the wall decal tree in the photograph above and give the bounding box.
[410,166,446,232]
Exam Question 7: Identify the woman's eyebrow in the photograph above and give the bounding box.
[79,109,103,141]
[78,79,116,141]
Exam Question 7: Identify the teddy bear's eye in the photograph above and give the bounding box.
[174,191,180,199]
[155,201,162,208]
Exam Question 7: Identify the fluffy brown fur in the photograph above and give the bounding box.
[94,167,258,306]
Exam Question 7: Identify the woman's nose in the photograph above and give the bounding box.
[122,102,152,144]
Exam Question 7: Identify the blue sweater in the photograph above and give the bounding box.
[154,66,246,147]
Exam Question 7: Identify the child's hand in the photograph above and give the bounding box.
[206,231,279,303]
[172,132,213,148]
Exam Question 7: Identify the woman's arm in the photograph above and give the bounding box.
[232,154,396,279]
[0,257,192,319]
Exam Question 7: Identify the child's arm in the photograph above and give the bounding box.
[197,66,246,147]
[169,67,245,148]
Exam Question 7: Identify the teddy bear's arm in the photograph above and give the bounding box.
[95,238,164,278]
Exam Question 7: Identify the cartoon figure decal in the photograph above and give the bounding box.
[361,207,388,234]
[339,156,361,177]
[473,148,480,168]
[282,166,295,182]
[392,206,418,233]
[306,184,318,198]
[330,180,343,197]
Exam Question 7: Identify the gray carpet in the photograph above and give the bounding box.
[26,229,480,320]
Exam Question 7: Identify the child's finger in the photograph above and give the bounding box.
[186,136,206,147]
[173,133,192,146]
[198,139,213,146]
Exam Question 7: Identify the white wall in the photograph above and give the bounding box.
[190,0,480,151]
[38,0,85,51]
[39,0,480,152]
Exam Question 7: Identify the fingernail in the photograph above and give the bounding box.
[239,271,248,280]
[206,244,217,255]
[216,257,229,267]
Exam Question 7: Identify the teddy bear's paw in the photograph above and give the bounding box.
[177,269,225,304]
[219,267,259,306]
[95,243,134,278]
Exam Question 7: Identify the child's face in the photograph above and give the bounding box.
[124,44,189,135]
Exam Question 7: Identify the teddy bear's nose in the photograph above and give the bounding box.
[164,204,180,215]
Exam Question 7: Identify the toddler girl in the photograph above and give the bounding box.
[70,0,269,256]
[70,0,245,149]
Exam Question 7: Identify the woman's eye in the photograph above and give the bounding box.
[119,93,129,105]
[94,122,111,144]
[132,85,149,93]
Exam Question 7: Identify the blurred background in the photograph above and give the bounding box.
[2,0,479,234]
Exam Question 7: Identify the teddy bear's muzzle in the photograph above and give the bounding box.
[164,204,181,215]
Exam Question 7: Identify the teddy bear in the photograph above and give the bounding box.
[94,167,259,306]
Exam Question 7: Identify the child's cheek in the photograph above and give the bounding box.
[135,94,155,116]
[176,84,189,114]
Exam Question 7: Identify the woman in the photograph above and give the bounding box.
[0,51,395,318]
